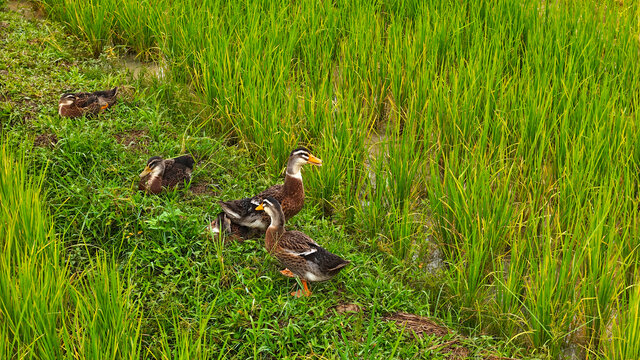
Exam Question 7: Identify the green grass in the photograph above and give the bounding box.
[5,0,640,356]
[0,6,530,359]
[0,140,143,358]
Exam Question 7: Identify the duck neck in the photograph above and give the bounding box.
[148,167,164,193]
[265,221,285,253]
[285,158,303,181]
[283,172,303,195]
[283,160,304,202]
[268,209,285,229]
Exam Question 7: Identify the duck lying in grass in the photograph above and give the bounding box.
[58,87,118,118]
[255,197,350,297]
[210,147,322,240]
[138,155,195,194]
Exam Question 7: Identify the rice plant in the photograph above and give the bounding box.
[0,145,143,358]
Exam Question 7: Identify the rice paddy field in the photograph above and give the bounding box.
[2,0,640,358]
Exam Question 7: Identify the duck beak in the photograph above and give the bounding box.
[255,204,264,211]
[101,104,109,110]
[139,166,151,178]
[308,154,323,166]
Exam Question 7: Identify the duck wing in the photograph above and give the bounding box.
[161,157,193,188]
[74,93,97,107]
[278,231,350,279]
[172,154,195,170]
[256,183,284,200]
[92,87,118,106]
[275,231,321,259]
[75,94,103,115]
[218,184,283,230]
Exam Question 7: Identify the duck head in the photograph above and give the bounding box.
[255,197,285,228]
[59,93,76,106]
[139,156,165,179]
[286,147,322,178]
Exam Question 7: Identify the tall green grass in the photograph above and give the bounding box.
[1,142,226,359]
[0,144,144,358]
[0,145,64,358]
[36,0,640,356]
[606,271,640,360]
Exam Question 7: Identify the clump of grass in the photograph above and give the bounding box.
[0,144,143,358]
[606,271,640,360]
[39,0,117,56]
[0,144,64,358]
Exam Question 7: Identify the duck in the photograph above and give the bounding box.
[138,154,195,194]
[255,197,350,297]
[210,147,322,240]
[58,87,118,118]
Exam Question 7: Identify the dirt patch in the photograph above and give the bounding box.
[34,133,58,148]
[190,182,217,195]
[384,312,515,359]
[384,312,450,338]
[114,129,148,150]
[436,342,471,360]
[332,303,362,315]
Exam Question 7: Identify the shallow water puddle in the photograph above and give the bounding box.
[119,54,166,80]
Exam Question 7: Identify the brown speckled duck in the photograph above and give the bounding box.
[210,147,322,239]
[138,155,195,194]
[255,197,350,297]
[58,87,118,118]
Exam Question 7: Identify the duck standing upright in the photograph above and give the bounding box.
[211,147,322,239]
[255,197,350,297]
[138,155,195,194]
[58,87,118,118]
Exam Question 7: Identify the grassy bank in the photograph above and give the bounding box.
[33,0,640,357]
[0,4,533,358]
